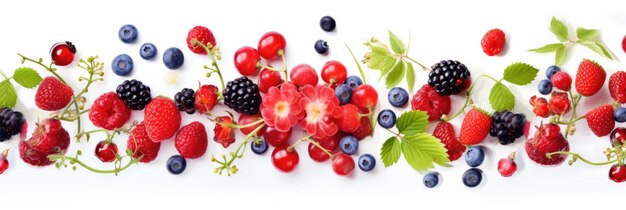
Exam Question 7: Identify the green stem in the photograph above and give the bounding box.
[226,118,264,129]
[192,39,225,91]
[564,90,582,139]
[546,151,619,166]
[306,138,334,158]
[280,51,289,83]
[0,72,9,80]
[214,123,266,175]
[48,154,138,174]
[344,43,367,85]
[18,53,67,84]
[400,55,430,71]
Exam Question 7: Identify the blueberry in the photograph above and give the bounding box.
[251,139,269,155]
[423,172,439,188]
[119,24,138,43]
[545,65,561,79]
[377,109,397,128]
[166,155,186,175]
[139,43,157,60]
[388,87,409,107]
[334,84,353,105]
[344,75,363,90]
[163,47,184,69]
[462,168,483,188]
[615,107,626,123]
[538,79,553,95]
[111,54,134,76]
[339,135,358,155]
[320,16,336,32]
[358,154,376,171]
[465,146,485,167]
[314,40,329,54]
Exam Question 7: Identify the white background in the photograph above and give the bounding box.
[0,0,624,209]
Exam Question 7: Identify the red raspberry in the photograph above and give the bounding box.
[530,96,551,118]
[411,84,451,121]
[432,121,466,161]
[525,123,569,165]
[335,104,361,133]
[194,84,219,114]
[548,92,571,115]
[19,118,70,166]
[127,122,161,163]
[609,71,626,104]
[89,92,131,130]
[349,116,372,140]
[144,97,181,142]
[585,105,615,137]
[175,122,208,159]
[480,28,506,56]
[550,71,572,91]
[35,76,73,111]
[213,116,236,148]
[186,26,216,54]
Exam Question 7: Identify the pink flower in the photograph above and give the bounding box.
[298,85,342,138]
[260,83,303,132]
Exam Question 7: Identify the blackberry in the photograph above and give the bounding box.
[489,110,526,145]
[174,88,196,114]
[223,76,262,115]
[0,108,25,142]
[427,60,471,96]
[116,79,152,110]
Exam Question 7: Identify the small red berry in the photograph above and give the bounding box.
[258,68,283,94]
[290,64,318,87]
[530,96,550,118]
[622,36,626,54]
[480,29,506,56]
[351,84,378,112]
[194,84,219,114]
[308,142,330,162]
[234,46,261,76]
[50,41,76,66]
[186,26,216,54]
[332,153,355,176]
[271,146,299,173]
[609,164,626,183]
[550,71,572,91]
[548,92,571,115]
[95,141,118,163]
[262,126,292,147]
[258,31,286,60]
[497,155,518,177]
[610,127,626,147]
[321,60,348,85]
[238,114,265,136]
[0,149,9,174]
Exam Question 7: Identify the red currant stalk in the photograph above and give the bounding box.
[256,52,289,83]
[547,144,626,182]
[345,43,368,85]
[288,136,354,175]
[212,122,266,176]
[190,39,226,100]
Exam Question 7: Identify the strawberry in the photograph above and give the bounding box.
[195,84,219,114]
[144,97,181,142]
[550,71,572,91]
[586,105,615,137]
[349,116,372,140]
[127,122,161,163]
[175,121,208,159]
[35,76,73,111]
[213,116,236,148]
[575,59,606,97]
[459,108,492,145]
[525,123,569,165]
[411,85,451,121]
[186,26,216,54]
[433,121,466,161]
[609,71,626,103]
[335,104,361,133]
[19,118,70,166]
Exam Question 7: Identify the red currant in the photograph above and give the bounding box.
[332,153,355,176]
[258,68,283,94]
[622,35,626,54]
[238,114,265,135]
[497,157,517,177]
[0,149,9,174]
[290,64,319,87]
[234,46,261,76]
[308,142,330,162]
[271,146,299,173]
[351,84,378,112]
[610,127,626,147]
[263,126,292,147]
[609,164,626,183]
[258,31,286,60]
[95,141,118,163]
[321,60,347,85]
[50,41,76,66]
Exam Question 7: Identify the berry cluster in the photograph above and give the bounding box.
[0,108,24,142]
[489,111,526,145]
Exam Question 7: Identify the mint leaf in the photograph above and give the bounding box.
[550,17,568,42]
[578,40,613,60]
[12,67,42,88]
[529,43,563,53]
[401,133,449,172]
[502,62,539,85]
[385,60,405,88]
[381,136,402,167]
[555,45,567,66]
[388,31,406,54]
[576,27,600,41]
[489,82,515,111]
[396,110,429,136]
[0,80,17,108]
[405,62,415,92]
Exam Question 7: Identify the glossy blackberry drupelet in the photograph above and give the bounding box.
[490,110,526,145]
[0,108,25,142]
[223,77,262,115]
[116,79,152,110]
[427,60,471,96]
[174,88,196,114]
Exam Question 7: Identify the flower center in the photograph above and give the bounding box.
[275,101,290,118]
[306,100,325,122]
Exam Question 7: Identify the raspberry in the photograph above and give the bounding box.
[116,79,152,110]
[0,108,25,142]
[20,118,70,166]
[490,111,526,145]
[480,28,506,56]
[175,122,208,159]
[550,71,572,91]
[186,26,216,54]
[223,77,262,115]
[127,122,161,163]
[336,104,361,133]
[427,60,471,96]
[174,88,196,114]
[349,116,372,140]
[432,121,465,161]
[35,76,73,111]
[144,97,181,142]
[530,96,550,118]
[411,84,451,121]
[525,123,569,165]
[89,92,131,130]
[195,84,219,114]
[609,71,626,104]
[548,92,571,115]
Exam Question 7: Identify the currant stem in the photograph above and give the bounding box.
[279,51,289,83]
[48,154,139,175]
[546,151,620,166]
[400,55,430,71]
[305,138,334,158]
[564,90,582,139]
[17,53,67,84]
[287,136,310,152]
[226,118,264,129]
[192,39,226,92]
[213,123,266,176]
[344,43,367,85]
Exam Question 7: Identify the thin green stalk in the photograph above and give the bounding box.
[344,43,367,84]
[546,151,619,166]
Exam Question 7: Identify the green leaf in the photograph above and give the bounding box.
[396,110,429,136]
[550,17,569,42]
[385,61,405,88]
[380,137,402,167]
[489,82,515,111]
[388,31,406,54]
[0,80,17,108]
[529,43,563,53]
[502,62,539,85]
[401,133,449,172]
[555,45,567,66]
[578,40,613,60]
[12,67,42,88]
[576,27,600,41]
[405,62,415,92]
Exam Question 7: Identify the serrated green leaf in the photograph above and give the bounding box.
[12,67,42,88]
[502,62,539,85]
[0,80,17,108]
[489,82,515,111]
[529,43,563,53]
[550,17,569,42]
[576,27,600,41]
[555,45,567,66]
[381,136,402,167]
[396,110,429,136]
[385,60,405,88]
[388,31,406,54]
[405,62,415,92]
[401,133,449,172]
[379,59,400,81]
[578,40,613,60]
